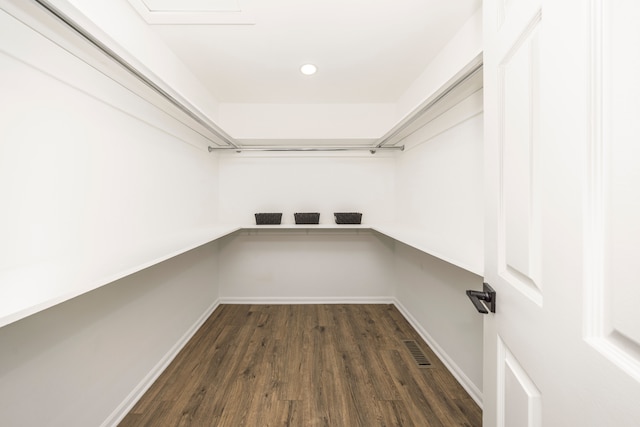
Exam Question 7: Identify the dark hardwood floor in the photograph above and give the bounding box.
[119,304,481,426]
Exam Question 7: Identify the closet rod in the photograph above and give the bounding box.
[208,145,405,153]
[32,0,239,150]
[375,61,483,149]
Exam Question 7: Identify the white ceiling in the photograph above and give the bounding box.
[126,0,481,104]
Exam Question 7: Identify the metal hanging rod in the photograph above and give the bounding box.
[32,0,239,149]
[29,0,442,155]
[208,145,404,153]
[375,59,483,149]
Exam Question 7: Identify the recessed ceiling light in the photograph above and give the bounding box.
[300,64,317,75]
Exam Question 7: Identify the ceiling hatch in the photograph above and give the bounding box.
[141,0,240,12]
[128,0,255,24]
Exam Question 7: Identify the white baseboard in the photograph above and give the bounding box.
[218,296,395,305]
[392,298,483,408]
[101,299,221,427]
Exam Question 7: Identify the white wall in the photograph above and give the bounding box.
[394,243,484,402]
[395,8,483,122]
[218,103,396,140]
[214,102,485,401]
[218,230,395,302]
[0,6,220,325]
[0,2,486,425]
[0,241,220,427]
[217,153,396,225]
[0,7,224,427]
[395,93,484,271]
[60,0,221,122]
[392,90,484,403]
[216,152,397,302]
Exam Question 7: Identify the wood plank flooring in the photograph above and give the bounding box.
[119,304,481,426]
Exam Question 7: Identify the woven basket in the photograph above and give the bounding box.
[255,213,282,225]
[334,212,362,224]
[294,212,320,224]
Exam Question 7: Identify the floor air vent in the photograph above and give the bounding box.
[403,340,431,367]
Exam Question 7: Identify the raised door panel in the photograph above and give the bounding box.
[498,337,541,427]
[498,13,542,305]
[587,0,640,382]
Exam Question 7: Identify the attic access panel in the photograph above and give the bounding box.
[128,0,255,24]
[140,0,240,12]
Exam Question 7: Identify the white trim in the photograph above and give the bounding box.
[101,299,221,427]
[219,296,395,305]
[392,297,484,407]
[584,0,605,342]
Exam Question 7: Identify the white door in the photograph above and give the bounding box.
[483,0,640,425]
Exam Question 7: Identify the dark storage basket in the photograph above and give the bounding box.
[294,212,320,224]
[255,212,282,225]
[334,212,362,224]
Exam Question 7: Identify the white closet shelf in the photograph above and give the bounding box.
[242,224,370,230]
[241,223,483,275]
[1,223,482,329]
[371,225,484,277]
[0,225,240,329]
